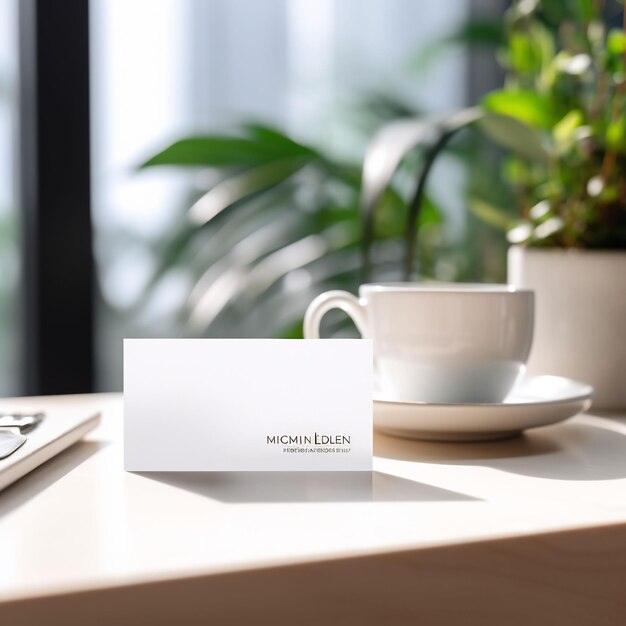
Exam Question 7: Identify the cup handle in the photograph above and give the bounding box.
[304,290,368,338]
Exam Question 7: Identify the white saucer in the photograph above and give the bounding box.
[374,375,593,442]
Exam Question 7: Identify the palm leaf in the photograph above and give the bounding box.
[360,107,549,280]
[189,156,316,225]
[141,124,317,169]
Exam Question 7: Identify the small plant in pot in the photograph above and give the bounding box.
[486,0,626,409]
[138,0,624,405]
[362,0,626,407]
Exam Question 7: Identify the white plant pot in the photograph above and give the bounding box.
[508,246,626,409]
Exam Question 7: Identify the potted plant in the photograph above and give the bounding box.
[488,0,626,408]
[138,0,625,406]
[368,0,626,408]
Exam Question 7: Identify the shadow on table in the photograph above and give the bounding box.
[0,440,106,519]
[375,415,626,481]
[137,470,480,503]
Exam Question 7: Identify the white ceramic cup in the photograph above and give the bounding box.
[304,283,534,404]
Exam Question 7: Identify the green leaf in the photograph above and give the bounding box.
[242,123,318,157]
[482,90,553,129]
[577,0,596,21]
[502,157,530,185]
[509,33,541,74]
[189,156,316,225]
[278,320,304,339]
[598,184,620,202]
[477,112,549,162]
[448,20,505,46]
[531,22,557,86]
[469,197,512,230]
[141,136,304,168]
[553,109,584,146]
[608,29,626,56]
[606,116,626,152]
[418,195,444,227]
[372,186,408,238]
[537,0,600,25]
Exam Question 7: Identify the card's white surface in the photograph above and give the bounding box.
[124,339,373,471]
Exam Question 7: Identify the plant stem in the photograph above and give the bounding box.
[403,134,448,281]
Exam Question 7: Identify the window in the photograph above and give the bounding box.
[0,0,20,395]
[91,0,477,390]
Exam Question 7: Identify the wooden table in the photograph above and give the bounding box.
[1,393,625,625]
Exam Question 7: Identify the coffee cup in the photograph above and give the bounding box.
[304,283,534,404]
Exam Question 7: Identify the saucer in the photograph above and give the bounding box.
[374,375,593,442]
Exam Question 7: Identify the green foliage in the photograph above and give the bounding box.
[139,123,448,336]
[476,112,549,162]
[482,90,554,128]
[476,0,626,248]
[142,130,317,168]
[137,0,625,338]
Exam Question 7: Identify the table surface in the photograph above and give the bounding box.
[1,392,626,605]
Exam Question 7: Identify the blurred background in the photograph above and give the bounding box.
[1,0,624,395]
[91,0,487,391]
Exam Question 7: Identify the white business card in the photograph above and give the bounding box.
[124,339,373,471]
